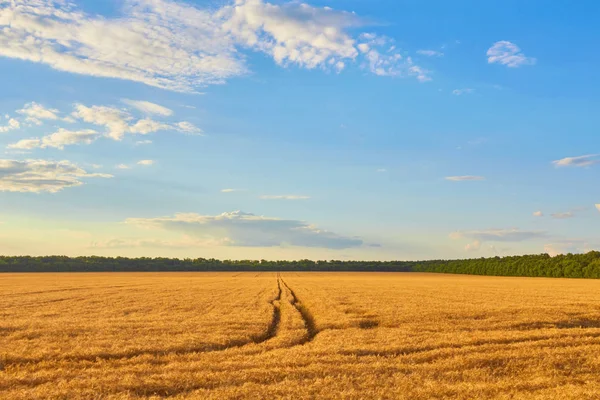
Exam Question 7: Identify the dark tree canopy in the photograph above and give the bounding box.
[1,251,600,278]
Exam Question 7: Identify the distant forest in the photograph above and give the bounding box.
[1,252,600,278]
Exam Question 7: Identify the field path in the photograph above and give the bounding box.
[3,273,319,368]
[279,276,318,344]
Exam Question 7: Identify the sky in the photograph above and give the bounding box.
[0,0,599,260]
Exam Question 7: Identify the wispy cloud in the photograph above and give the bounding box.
[544,239,598,257]
[450,228,547,243]
[595,204,600,212]
[552,154,600,168]
[122,100,174,117]
[137,160,155,166]
[91,237,217,249]
[357,34,431,81]
[8,129,101,150]
[445,175,485,181]
[0,0,431,92]
[417,49,443,57]
[221,188,245,193]
[260,195,310,200]
[487,41,536,67]
[551,211,574,219]
[452,88,474,96]
[125,210,364,249]
[533,211,543,217]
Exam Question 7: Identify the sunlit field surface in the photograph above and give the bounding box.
[2,272,600,399]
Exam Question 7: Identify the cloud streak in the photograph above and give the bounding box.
[417,49,443,57]
[8,129,101,150]
[551,211,574,219]
[452,88,474,96]
[450,228,547,243]
[445,175,485,181]
[552,154,600,168]
[260,195,310,200]
[122,100,174,117]
[125,210,364,249]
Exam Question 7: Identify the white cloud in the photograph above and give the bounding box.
[221,188,244,193]
[7,138,40,150]
[129,119,171,135]
[445,175,485,181]
[175,121,203,135]
[450,228,547,243]
[417,49,443,57]
[137,160,155,166]
[42,129,100,149]
[596,204,600,213]
[224,0,361,70]
[135,140,153,146]
[465,240,481,252]
[16,102,59,125]
[487,41,536,67]
[358,34,431,81]
[71,103,189,140]
[9,128,102,150]
[122,100,174,117]
[72,104,132,140]
[552,154,600,168]
[0,159,111,193]
[125,210,363,249]
[0,118,21,133]
[452,88,474,96]
[116,164,131,170]
[533,211,543,217]
[0,0,245,92]
[260,195,310,200]
[0,0,431,93]
[544,240,597,257]
[551,211,574,219]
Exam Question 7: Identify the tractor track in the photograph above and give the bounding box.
[279,277,318,343]
[3,273,317,368]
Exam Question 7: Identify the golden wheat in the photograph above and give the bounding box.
[2,272,600,399]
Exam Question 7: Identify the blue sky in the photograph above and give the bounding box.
[0,0,598,260]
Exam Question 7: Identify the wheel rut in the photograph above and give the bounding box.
[4,273,314,368]
[279,276,318,343]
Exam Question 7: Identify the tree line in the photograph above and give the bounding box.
[413,251,600,278]
[0,256,415,272]
[1,252,599,278]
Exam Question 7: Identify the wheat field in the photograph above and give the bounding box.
[2,272,600,399]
